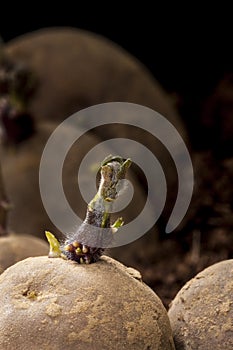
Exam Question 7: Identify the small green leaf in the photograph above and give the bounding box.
[111,217,124,233]
[45,231,61,258]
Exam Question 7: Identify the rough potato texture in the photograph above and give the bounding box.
[0,234,48,274]
[0,255,175,350]
[168,259,233,350]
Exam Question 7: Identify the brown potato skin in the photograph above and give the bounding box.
[0,255,175,350]
[168,259,233,350]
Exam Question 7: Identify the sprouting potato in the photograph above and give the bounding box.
[0,155,175,349]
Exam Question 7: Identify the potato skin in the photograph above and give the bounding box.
[168,259,233,350]
[0,234,48,274]
[0,255,175,350]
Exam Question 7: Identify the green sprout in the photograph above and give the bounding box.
[45,155,131,264]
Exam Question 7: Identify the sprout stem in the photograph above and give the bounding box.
[62,155,131,264]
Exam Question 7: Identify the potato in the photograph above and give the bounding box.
[4,27,185,132]
[0,234,48,274]
[168,259,233,349]
[0,255,175,349]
